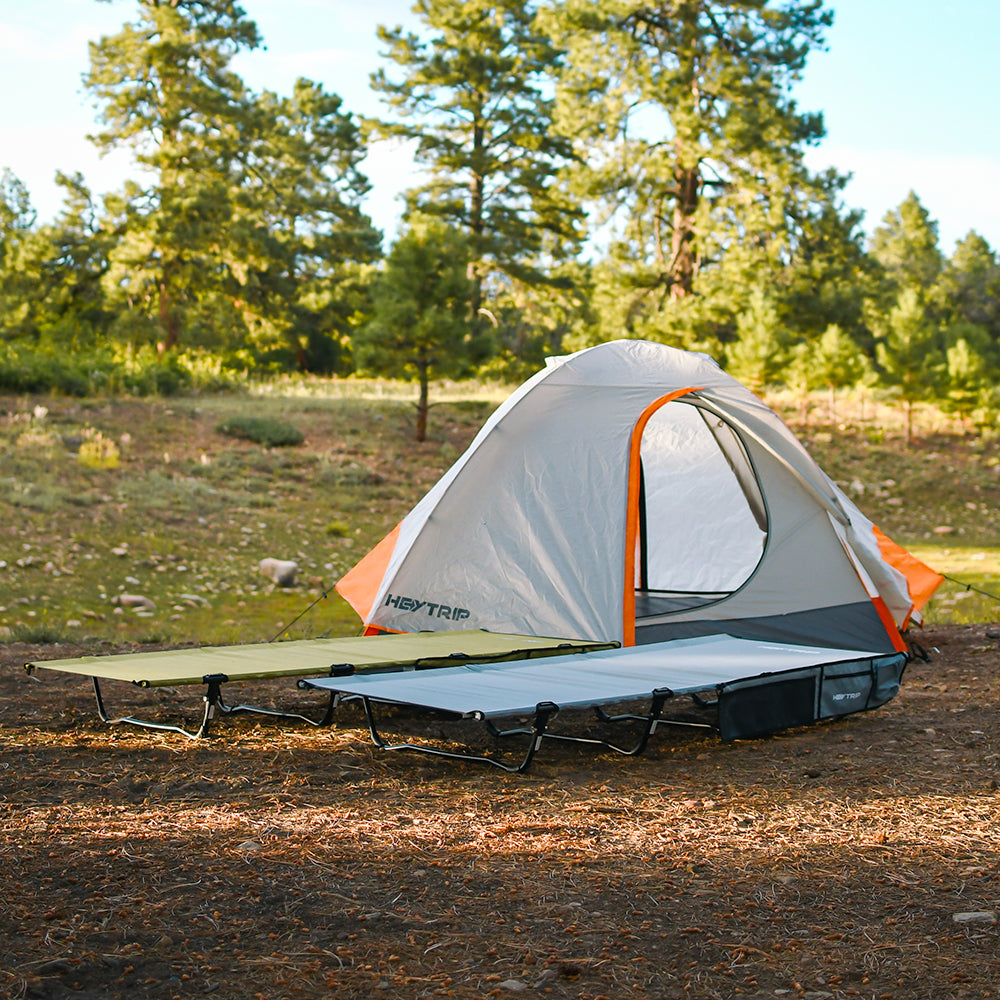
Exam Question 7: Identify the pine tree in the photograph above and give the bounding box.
[85,0,262,351]
[0,169,39,339]
[725,285,787,391]
[354,217,491,441]
[545,0,834,318]
[874,287,945,443]
[33,173,117,345]
[773,194,874,347]
[942,322,997,425]
[372,0,582,334]
[786,323,872,422]
[934,231,1000,341]
[869,191,942,294]
[230,79,381,372]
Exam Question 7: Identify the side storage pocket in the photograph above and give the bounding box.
[869,652,908,708]
[718,669,818,741]
[818,658,873,719]
[818,652,908,719]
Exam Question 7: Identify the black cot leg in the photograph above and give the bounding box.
[217,688,339,727]
[630,687,672,755]
[91,675,216,740]
[356,689,687,772]
[361,698,560,773]
[546,687,676,756]
[595,687,716,736]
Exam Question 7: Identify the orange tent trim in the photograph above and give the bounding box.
[335,522,402,624]
[871,596,909,653]
[623,388,702,646]
[872,525,944,623]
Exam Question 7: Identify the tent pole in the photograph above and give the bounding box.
[638,460,649,593]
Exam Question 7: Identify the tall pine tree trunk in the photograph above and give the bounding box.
[668,164,700,300]
[157,262,180,353]
[415,361,430,442]
[468,122,485,326]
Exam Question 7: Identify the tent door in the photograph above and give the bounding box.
[631,400,767,621]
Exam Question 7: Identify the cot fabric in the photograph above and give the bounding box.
[306,633,893,718]
[26,629,611,687]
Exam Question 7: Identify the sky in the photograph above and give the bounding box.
[2,0,999,255]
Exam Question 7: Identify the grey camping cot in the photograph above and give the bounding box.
[302,633,909,772]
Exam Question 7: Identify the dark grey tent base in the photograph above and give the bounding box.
[635,600,902,654]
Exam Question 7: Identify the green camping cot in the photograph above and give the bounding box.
[24,629,614,738]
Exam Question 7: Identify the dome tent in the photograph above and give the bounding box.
[337,340,941,653]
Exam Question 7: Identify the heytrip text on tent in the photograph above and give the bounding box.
[382,593,472,621]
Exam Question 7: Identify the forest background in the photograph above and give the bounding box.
[2,0,999,444]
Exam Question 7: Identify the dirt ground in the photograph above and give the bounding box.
[2,623,998,1000]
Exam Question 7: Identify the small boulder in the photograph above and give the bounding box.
[114,594,156,612]
[259,558,298,587]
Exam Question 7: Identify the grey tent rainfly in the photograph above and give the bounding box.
[339,340,941,650]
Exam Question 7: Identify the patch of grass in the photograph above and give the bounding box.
[313,461,383,488]
[133,631,169,645]
[906,544,1000,626]
[0,387,469,647]
[6,622,71,644]
[2,385,998,651]
[116,470,237,512]
[0,477,69,512]
[216,415,304,447]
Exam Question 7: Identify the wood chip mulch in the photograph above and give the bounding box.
[1,623,998,999]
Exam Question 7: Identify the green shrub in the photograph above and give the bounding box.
[0,344,91,395]
[215,415,304,447]
[6,623,69,644]
[115,354,192,396]
[77,429,121,469]
[0,341,246,396]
